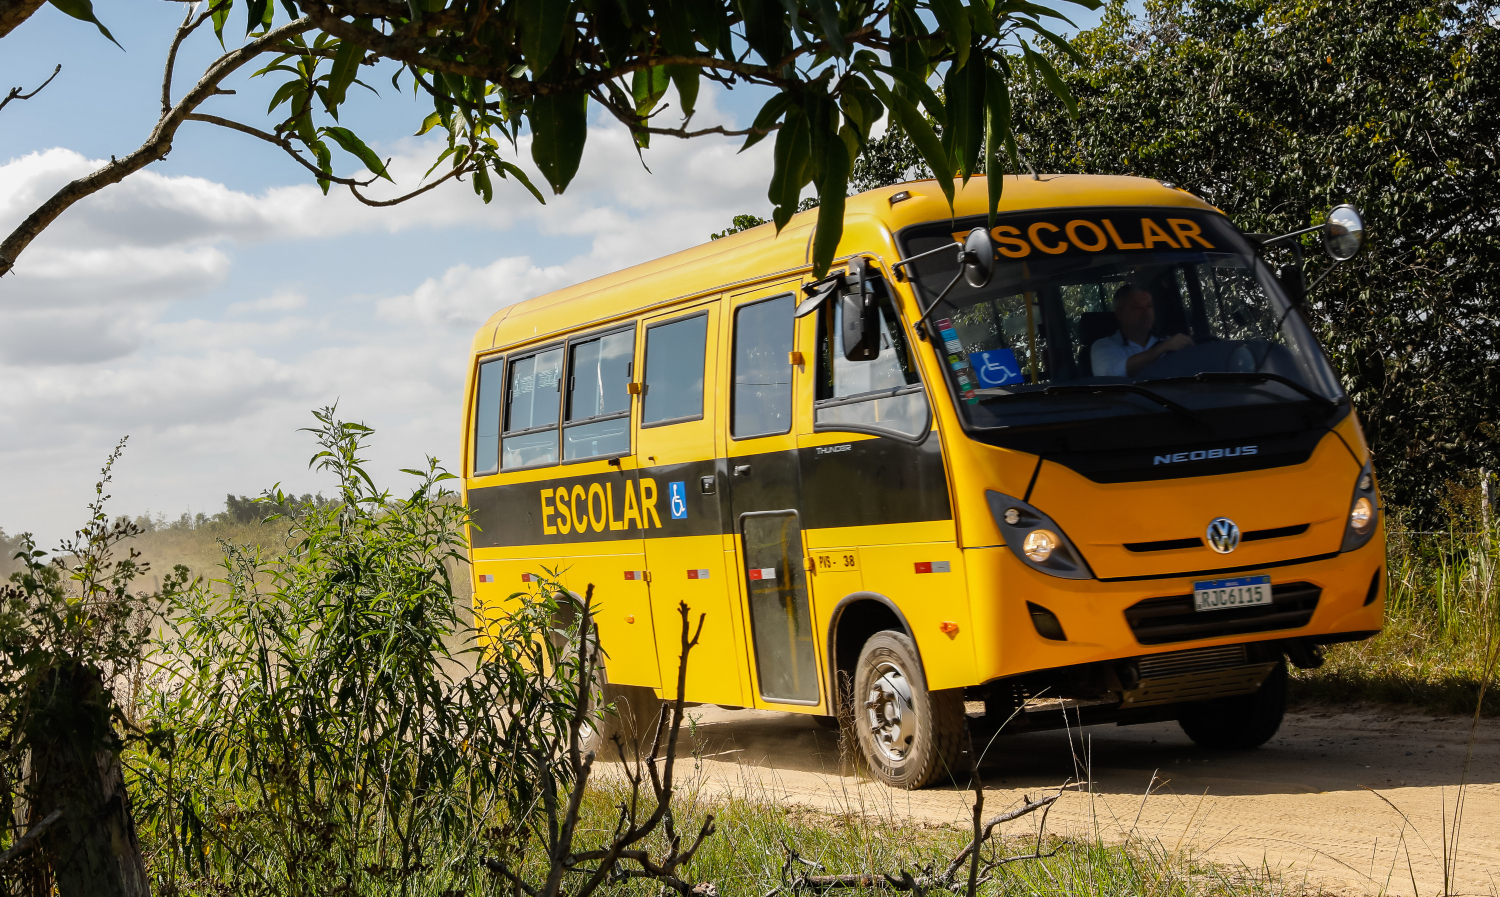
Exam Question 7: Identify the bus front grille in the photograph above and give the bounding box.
[1124,582,1321,645]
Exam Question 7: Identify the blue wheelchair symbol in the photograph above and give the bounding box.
[668,481,688,520]
[967,349,1025,387]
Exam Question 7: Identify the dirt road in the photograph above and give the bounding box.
[674,705,1500,896]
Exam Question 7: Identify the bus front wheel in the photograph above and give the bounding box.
[1177,659,1287,750]
[851,631,964,789]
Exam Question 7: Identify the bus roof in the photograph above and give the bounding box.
[477,174,1219,354]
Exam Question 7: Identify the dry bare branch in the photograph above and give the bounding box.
[0,63,60,114]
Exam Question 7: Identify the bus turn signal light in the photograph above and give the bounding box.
[939,621,960,637]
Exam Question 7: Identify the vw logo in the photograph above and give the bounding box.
[1206,517,1241,554]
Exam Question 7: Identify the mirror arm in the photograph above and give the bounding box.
[891,241,964,275]
[1306,256,1344,293]
[1253,223,1323,248]
[912,265,968,338]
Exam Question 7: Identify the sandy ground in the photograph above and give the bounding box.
[666,704,1500,897]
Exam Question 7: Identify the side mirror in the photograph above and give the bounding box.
[1322,204,1365,261]
[961,227,995,287]
[841,257,881,361]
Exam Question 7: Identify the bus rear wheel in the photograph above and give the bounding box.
[851,631,964,789]
[1177,659,1287,750]
[583,676,663,760]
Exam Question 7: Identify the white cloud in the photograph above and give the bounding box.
[1,82,780,546]
[378,256,578,330]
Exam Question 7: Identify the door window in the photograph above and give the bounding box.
[732,295,795,438]
[502,346,563,469]
[472,357,505,476]
[564,328,634,460]
[641,314,709,426]
[815,288,929,439]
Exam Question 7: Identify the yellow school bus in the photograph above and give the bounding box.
[461,174,1382,788]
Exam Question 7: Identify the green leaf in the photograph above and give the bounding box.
[768,108,809,231]
[1022,42,1077,118]
[735,0,789,66]
[944,56,987,181]
[414,110,444,137]
[812,0,847,57]
[326,40,362,114]
[495,161,547,204]
[529,91,589,194]
[929,0,971,69]
[518,0,570,74]
[861,66,955,208]
[669,66,700,118]
[811,132,850,277]
[244,0,271,34]
[740,92,791,153]
[323,126,393,181]
[47,0,121,48]
[874,63,948,127]
[1015,18,1088,65]
[983,63,1010,227]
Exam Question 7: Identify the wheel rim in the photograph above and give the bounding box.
[864,661,917,762]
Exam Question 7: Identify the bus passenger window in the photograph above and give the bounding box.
[472,357,504,476]
[642,314,708,426]
[814,287,929,439]
[502,346,563,469]
[564,328,634,460]
[732,295,794,438]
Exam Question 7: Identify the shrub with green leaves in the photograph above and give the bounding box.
[137,408,592,897]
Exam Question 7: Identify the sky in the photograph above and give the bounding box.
[1,0,1107,548]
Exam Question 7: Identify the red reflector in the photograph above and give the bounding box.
[477,574,494,583]
[687,569,710,579]
[520,573,537,582]
[748,567,776,582]
[914,561,952,574]
[624,570,647,581]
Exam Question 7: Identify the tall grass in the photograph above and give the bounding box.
[1292,518,1500,715]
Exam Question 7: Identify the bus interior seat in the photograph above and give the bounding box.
[1076,311,1119,377]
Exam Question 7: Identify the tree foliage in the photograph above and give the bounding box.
[837,0,1499,521]
[1014,0,1499,521]
[1,0,1099,280]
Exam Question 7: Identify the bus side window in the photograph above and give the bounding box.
[502,345,563,469]
[563,328,634,460]
[814,287,929,439]
[642,314,708,426]
[732,295,795,438]
[472,357,504,476]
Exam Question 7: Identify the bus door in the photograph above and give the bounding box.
[725,285,823,710]
[633,300,748,706]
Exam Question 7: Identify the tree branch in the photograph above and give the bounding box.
[0,16,313,279]
[0,63,60,114]
[0,0,46,40]
[0,809,63,868]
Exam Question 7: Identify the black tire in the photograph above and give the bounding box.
[851,631,965,788]
[582,674,663,760]
[1177,659,1287,749]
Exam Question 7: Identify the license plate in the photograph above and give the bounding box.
[1192,575,1271,612]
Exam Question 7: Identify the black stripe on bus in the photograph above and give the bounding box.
[467,433,952,549]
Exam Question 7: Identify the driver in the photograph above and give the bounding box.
[1091,285,1193,377]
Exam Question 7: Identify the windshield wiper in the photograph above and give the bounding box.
[1138,372,1341,412]
[974,383,1205,425]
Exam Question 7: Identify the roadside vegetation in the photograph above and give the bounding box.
[1291,509,1500,716]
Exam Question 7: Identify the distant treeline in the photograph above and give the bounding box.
[118,493,336,533]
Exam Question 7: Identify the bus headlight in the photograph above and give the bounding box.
[1340,460,1379,552]
[1349,498,1373,533]
[1023,529,1059,562]
[986,491,1094,580]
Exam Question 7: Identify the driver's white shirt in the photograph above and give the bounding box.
[1091,331,1160,378]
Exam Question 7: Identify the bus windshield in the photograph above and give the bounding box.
[898,208,1344,432]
